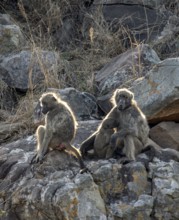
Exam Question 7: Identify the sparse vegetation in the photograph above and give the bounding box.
[0,0,179,141]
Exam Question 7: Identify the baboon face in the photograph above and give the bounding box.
[40,94,57,114]
[115,89,133,110]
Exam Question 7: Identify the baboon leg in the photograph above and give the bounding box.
[31,126,45,163]
[64,142,87,172]
[34,126,52,163]
[133,137,144,155]
[105,146,116,159]
[123,135,136,161]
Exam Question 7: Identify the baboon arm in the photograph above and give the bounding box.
[117,128,136,138]
[40,130,53,156]
[102,118,119,129]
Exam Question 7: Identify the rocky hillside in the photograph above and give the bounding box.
[0,0,179,219]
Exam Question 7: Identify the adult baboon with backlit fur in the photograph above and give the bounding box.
[32,92,87,173]
[80,88,149,161]
[103,88,149,161]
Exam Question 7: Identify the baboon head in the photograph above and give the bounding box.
[113,88,134,110]
[40,92,59,114]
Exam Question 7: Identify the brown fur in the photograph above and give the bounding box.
[32,92,87,172]
[80,88,149,161]
[80,122,115,159]
[104,88,149,161]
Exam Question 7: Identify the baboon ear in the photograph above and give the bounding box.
[130,92,134,99]
[51,96,57,102]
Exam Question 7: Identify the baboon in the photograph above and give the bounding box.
[80,88,149,161]
[80,120,116,159]
[104,88,149,161]
[32,92,87,173]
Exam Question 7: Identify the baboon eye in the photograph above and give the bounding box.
[120,94,125,98]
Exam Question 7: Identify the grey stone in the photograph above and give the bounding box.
[131,58,179,123]
[0,50,59,91]
[93,0,166,8]
[150,121,179,150]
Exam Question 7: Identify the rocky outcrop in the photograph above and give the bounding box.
[0,121,179,220]
[96,54,179,124]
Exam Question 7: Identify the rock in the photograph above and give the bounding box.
[0,50,59,91]
[97,4,170,43]
[95,44,160,110]
[149,159,179,219]
[153,15,179,59]
[73,120,101,147]
[0,79,18,111]
[131,58,179,123]
[109,194,154,220]
[0,122,23,144]
[92,161,150,203]
[150,121,179,150]
[0,14,25,55]
[0,136,107,219]
[0,120,179,219]
[93,0,166,9]
[0,14,14,25]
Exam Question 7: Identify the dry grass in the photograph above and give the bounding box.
[0,0,155,142]
[4,92,39,139]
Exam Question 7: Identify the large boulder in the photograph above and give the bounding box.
[0,50,59,91]
[95,44,160,96]
[131,58,179,123]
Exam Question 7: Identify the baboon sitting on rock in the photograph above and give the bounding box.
[32,92,87,173]
[80,88,150,161]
